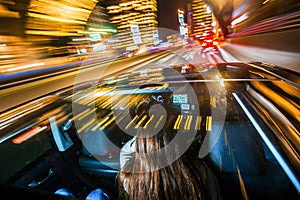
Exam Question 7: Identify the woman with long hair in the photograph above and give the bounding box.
[117,125,221,200]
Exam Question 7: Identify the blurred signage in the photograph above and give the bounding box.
[92,43,106,52]
[126,45,138,51]
[178,13,184,25]
[130,24,140,34]
[132,34,142,44]
[153,30,159,45]
[89,33,102,41]
[180,25,188,36]
[178,9,188,37]
[130,24,142,44]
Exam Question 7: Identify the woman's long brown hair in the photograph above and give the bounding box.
[117,128,210,200]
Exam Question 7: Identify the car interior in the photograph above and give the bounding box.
[0,65,299,200]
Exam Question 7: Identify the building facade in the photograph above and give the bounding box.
[190,0,213,40]
[105,0,158,52]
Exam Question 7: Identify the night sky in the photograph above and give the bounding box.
[157,0,188,31]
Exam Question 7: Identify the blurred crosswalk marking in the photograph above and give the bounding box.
[155,115,164,129]
[94,116,110,131]
[156,54,176,64]
[143,114,154,129]
[173,115,183,130]
[111,96,130,110]
[64,91,79,100]
[101,98,112,108]
[184,115,193,130]
[115,113,127,124]
[96,98,106,107]
[97,96,111,107]
[210,96,216,108]
[93,89,114,104]
[71,108,91,121]
[207,54,216,63]
[87,112,213,133]
[213,54,224,62]
[195,116,202,130]
[78,108,96,121]
[73,92,94,104]
[125,115,138,130]
[206,116,212,131]
[78,119,95,133]
[91,112,112,131]
[100,116,116,130]
[135,115,147,129]
[56,112,72,125]
[89,96,105,106]
[183,52,193,60]
[170,58,178,65]
[79,96,95,106]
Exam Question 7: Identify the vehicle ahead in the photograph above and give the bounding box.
[0,61,299,200]
[201,36,219,50]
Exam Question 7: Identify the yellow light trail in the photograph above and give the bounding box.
[125,115,139,130]
[78,118,95,133]
[206,116,212,131]
[195,116,202,131]
[184,115,193,130]
[135,115,147,129]
[173,115,183,130]
[143,114,154,129]
[100,116,116,130]
[71,108,91,121]
[155,115,164,129]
